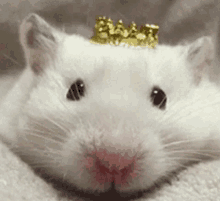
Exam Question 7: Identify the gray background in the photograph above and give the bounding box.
[0,0,219,81]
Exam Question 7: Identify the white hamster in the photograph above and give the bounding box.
[0,13,220,199]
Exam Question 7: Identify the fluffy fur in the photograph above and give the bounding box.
[0,13,220,199]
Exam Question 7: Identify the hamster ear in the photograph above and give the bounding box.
[186,37,214,84]
[19,13,62,74]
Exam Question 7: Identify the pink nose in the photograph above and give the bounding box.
[83,149,138,187]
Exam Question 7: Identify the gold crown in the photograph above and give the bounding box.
[90,16,159,48]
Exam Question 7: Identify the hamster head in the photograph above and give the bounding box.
[10,13,220,197]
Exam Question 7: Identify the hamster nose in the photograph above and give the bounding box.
[83,149,138,187]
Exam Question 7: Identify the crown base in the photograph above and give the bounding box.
[90,37,158,48]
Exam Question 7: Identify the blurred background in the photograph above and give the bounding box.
[0,0,219,82]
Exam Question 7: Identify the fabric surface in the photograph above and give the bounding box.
[0,138,220,201]
[0,140,67,201]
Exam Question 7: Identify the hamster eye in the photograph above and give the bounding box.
[66,79,85,101]
[150,86,167,110]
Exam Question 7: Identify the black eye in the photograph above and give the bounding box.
[150,86,167,110]
[66,79,85,101]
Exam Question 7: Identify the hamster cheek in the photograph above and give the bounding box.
[160,113,219,167]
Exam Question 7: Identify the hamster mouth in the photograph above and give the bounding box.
[82,149,138,190]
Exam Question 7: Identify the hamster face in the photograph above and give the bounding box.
[5,13,220,197]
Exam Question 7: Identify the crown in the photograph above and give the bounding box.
[90,16,159,48]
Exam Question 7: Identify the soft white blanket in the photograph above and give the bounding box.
[0,139,220,201]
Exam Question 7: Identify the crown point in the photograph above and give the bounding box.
[131,21,137,26]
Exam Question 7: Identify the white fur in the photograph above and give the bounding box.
[0,13,220,195]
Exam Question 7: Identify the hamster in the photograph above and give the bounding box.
[0,13,220,199]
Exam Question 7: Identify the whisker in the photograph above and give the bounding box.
[22,127,54,136]
[166,150,219,159]
[27,118,59,134]
[162,137,220,149]
[12,149,62,161]
[12,145,62,155]
[29,163,60,169]
[167,161,193,169]
[168,149,220,154]
[169,156,204,162]
[42,113,70,134]
[21,130,65,145]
